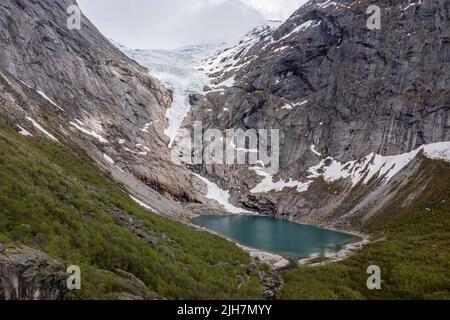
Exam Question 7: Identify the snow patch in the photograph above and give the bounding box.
[36,90,64,111]
[130,195,158,213]
[201,24,276,80]
[250,167,312,193]
[215,76,235,88]
[193,173,251,214]
[140,123,152,133]
[115,166,126,173]
[251,142,450,194]
[422,142,450,161]
[274,46,290,53]
[19,80,32,88]
[124,148,148,156]
[0,72,11,85]
[279,104,293,110]
[294,100,308,107]
[401,1,421,11]
[311,145,322,157]
[316,0,350,10]
[103,153,115,165]
[279,20,321,42]
[278,100,307,111]
[74,119,85,127]
[26,117,59,142]
[70,121,108,143]
[308,142,450,186]
[17,125,32,137]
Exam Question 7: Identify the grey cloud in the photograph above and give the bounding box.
[77,0,268,49]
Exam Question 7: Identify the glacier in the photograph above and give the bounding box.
[112,41,226,148]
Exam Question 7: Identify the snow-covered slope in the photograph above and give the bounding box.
[250,142,450,195]
[193,174,251,214]
[182,0,450,223]
[112,40,267,213]
[200,22,281,86]
[308,142,450,187]
[113,42,226,147]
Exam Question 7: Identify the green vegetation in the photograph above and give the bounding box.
[280,159,450,300]
[1,114,449,300]
[0,119,262,300]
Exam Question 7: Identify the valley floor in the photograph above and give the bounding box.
[0,116,449,300]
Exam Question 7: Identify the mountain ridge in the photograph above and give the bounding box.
[181,0,450,224]
[0,0,449,300]
[0,0,231,218]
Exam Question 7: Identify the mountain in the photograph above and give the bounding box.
[110,41,227,147]
[0,0,449,300]
[179,0,450,299]
[182,0,450,226]
[0,117,263,300]
[0,0,244,217]
[0,0,266,299]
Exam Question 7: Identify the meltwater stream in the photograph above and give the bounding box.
[192,215,361,258]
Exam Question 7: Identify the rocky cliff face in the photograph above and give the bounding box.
[0,0,448,222]
[0,0,225,218]
[0,245,67,300]
[0,0,448,300]
[182,0,450,224]
[0,0,251,300]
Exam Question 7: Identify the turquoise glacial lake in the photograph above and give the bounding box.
[192,215,361,258]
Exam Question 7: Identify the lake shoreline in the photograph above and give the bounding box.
[188,220,290,269]
[189,213,368,269]
[298,236,370,266]
[282,217,371,266]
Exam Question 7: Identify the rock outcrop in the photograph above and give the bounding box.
[0,0,222,217]
[0,245,67,300]
[182,0,450,224]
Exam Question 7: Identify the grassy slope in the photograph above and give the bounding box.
[0,119,262,300]
[1,114,449,301]
[280,159,450,300]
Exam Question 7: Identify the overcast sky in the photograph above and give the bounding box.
[77,0,307,49]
